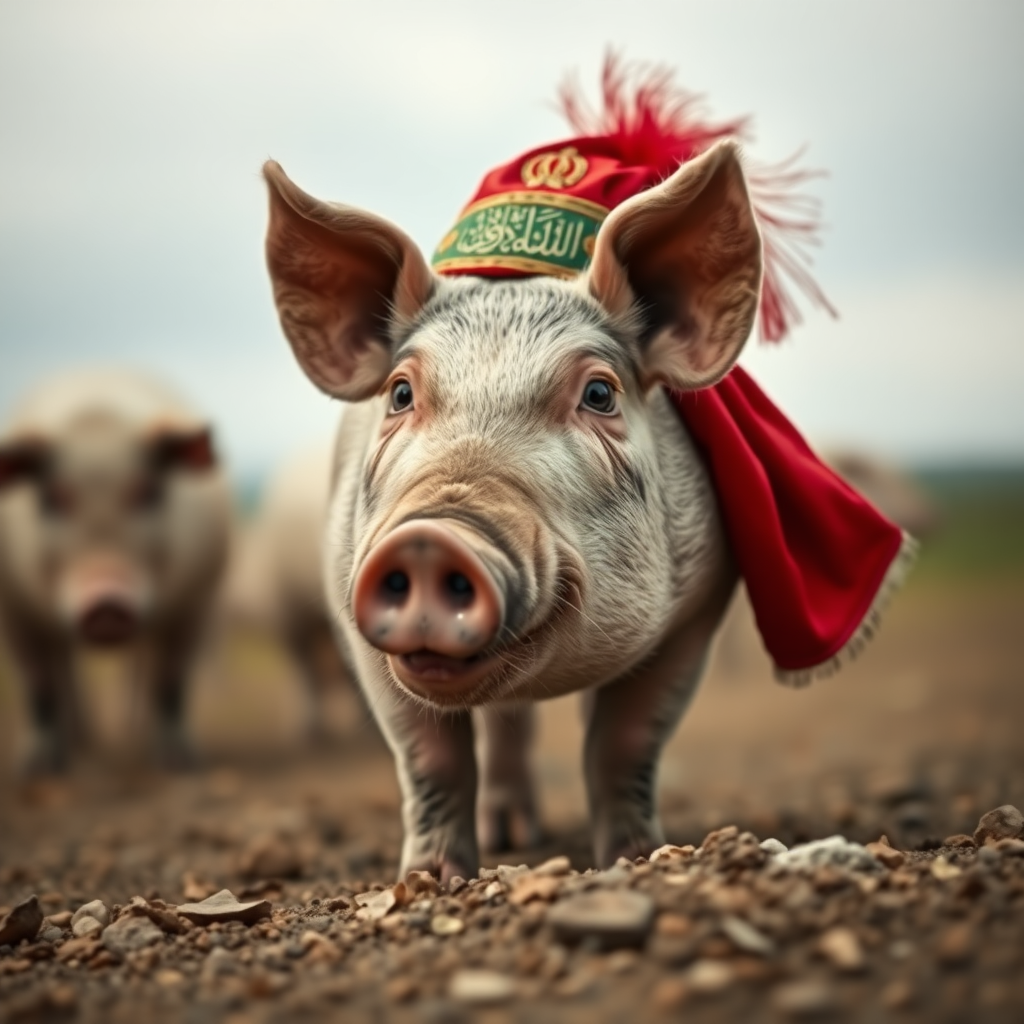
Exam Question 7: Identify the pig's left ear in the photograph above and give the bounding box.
[149,426,217,473]
[0,438,49,492]
[263,161,436,401]
[586,140,762,391]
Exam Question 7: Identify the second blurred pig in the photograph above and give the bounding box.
[0,369,232,773]
[223,444,349,739]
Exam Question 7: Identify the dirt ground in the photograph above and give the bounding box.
[1,557,1023,1022]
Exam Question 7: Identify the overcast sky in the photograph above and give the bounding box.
[1,0,1022,477]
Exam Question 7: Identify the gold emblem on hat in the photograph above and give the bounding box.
[521,146,588,190]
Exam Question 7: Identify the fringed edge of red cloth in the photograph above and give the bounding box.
[670,367,917,686]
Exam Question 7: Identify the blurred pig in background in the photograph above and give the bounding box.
[0,369,231,774]
[221,443,353,741]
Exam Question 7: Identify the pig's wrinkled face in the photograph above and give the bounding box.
[1,412,212,645]
[349,278,694,707]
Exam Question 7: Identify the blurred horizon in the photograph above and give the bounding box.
[2,1,1023,479]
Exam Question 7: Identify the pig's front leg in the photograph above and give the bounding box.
[474,703,541,853]
[583,607,724,867]
[150,620,202,770]
[8,628,76,776]
[370,679,479,883]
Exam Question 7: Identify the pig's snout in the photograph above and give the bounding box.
[353,520,504,662]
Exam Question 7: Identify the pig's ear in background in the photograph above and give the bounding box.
[149,426,217,473]
[586,140,762,392]
[263,161,436,401]
[0,439,49,492]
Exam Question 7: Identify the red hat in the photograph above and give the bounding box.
[434,57,914,683]
[433,55,834,343]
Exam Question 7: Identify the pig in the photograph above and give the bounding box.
[0,369,232,774]
[222,443,349,739]
[261,140,759,881]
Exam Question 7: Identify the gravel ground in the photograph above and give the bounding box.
[1,581,1022,1023]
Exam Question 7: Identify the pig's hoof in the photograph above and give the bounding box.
[401,829,478,886]
[478,802,543,854]
[595,821,664,868]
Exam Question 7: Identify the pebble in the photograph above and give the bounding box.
[355,888,397,921]
[45,911,73,929]
[532,855,572,876]
[759,838,788,856]
[865,835,906,869]
[430,914,465,936]
[102,914,163,956]
[72,916,104,939]
[0,896,43,947]
[448,969,516,1004]
[930,856,962,880]
[817,927,865,972]
[686,959,734,995]
[720,915,775,956]
[71,900,110,929]
[935,922,974,966]
[509,874,560,905]
[773,835,883,874]
[973,804,1024,846]
[548,890,655,949]
[176,889,272,925]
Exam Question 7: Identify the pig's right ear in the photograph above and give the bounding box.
[263,161,436,401]
[0,439,48,492]
[586,140,762,392]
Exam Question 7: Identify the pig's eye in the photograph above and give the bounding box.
[389,379,414,414]
[581,379,617,415]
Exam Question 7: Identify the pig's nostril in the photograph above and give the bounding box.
[382,570,410,600]
[445,572,474,606]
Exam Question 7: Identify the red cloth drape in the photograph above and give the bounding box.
[671,366,906,675]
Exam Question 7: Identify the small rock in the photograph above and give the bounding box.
[405,870,441,897]
[773,836,882,874]
[45,911,73,929]
[817,927,865,972]
[686,959,734,995]
[649,844,695,864]
[654,913,693,938]
[974,805,1024,846]
[772,979,836,1018]
[156,968,185,987]
[721,916,775,957]
[0,896,43,946]
[943,834,976,849]
[759,838,788,856]
[72,900,110,929]
[509,874,560,905]
[532,855,572,876]
[548,890,655,949]
[430,914,465,936]
[930,856,962,880]
[56,936,101,962]
[102,914,162,956]
[72,916,104,939]
[39,926,63,943]
[354,888,397,921]
[449,969,516,1004]
[176,889,272,926]
[995,838,1024,856]
[865,835,905,869]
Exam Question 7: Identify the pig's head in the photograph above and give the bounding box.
[264,140,761,707]
[0,411,217,645]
